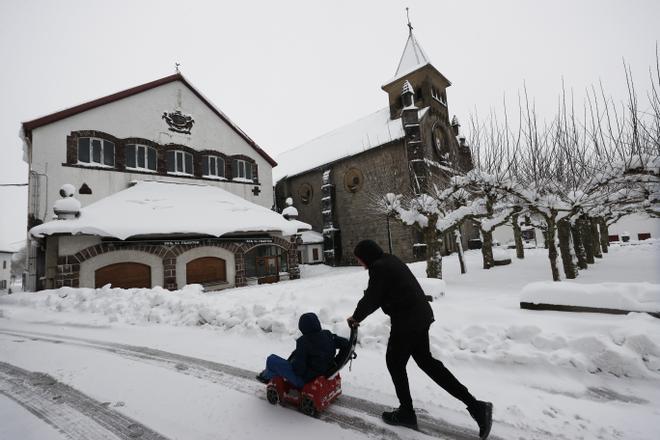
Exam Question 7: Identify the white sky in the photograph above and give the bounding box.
[1,0,658,250]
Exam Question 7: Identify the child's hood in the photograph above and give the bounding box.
[298,312,322,334]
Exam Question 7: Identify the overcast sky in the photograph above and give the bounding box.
[1,0,658,250]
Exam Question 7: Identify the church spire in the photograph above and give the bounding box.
[394,8,430,79]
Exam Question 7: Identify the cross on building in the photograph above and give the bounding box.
[252,186,261,196]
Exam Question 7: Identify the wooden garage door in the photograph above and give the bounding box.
[95,262,151,289]
[186,257,226,285]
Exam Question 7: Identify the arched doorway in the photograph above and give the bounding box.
[186,256,227,286]
[95,262,151,289]
[244,245,288,284]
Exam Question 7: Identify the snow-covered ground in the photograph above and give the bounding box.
[1,241,659,440]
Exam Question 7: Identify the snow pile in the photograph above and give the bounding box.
[521,281,660,313]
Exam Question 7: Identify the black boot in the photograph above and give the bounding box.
[256,371,269,384]
[382,406,418,430]
[467,400,493,439]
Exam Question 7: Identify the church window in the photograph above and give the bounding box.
[232,159,254,181]
[203,155,225,178]
[125,144,157,171]
[166,150,193,175]
[78,137,115,166]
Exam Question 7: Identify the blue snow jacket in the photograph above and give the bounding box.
[290,313,350,383]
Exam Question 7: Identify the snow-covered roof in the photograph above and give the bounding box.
[273,107,428,182]
[300,230,324,244]
[394,31,430,79]
[29,181,309,240]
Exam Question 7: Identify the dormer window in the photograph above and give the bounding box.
[202,155,225,178]
[166,150,193,175]
[78,137,115,166]
[126,144,157,171]
[232,159,255,181]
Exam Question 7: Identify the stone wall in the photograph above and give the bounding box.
[55,236,298,290]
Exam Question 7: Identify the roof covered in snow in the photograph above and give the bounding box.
[300,230,324,244]
[273,107,428,182]
[29,181,309,240]
[394,30,430,80]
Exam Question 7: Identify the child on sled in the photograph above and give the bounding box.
[256,312,349,388]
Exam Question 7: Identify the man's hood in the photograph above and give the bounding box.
[354,239,385,268]
[298,312,322,334]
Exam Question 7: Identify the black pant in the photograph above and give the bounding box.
[386,324,477,411]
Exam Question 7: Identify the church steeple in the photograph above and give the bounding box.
[382,10,452,121]
[394,9,431,79]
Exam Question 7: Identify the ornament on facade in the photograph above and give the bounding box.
[344,167,364,193]
[162,110,195,134]
[298,183,313,205]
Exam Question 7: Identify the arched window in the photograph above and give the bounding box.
[78,137,115,167]
[202,155,225,178]
[126,144,157,171]
[166,150,193,175]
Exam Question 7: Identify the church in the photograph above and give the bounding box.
[274,24,475,265]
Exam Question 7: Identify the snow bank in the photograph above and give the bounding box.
[521,281,660,313]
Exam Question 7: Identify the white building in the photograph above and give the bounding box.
[21,73,307,291]
[0,251,12,291]
[297,230,324,264]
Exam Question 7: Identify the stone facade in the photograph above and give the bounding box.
[275,31,476,265]
[54,236,298,290]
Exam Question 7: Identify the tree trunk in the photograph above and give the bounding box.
[454,229,466,274]
[481,229,495,269]
[558,218,578,279]
[591,218,603,259]
[571,222,588,270]
[424,224,443,279]
[598,217,609,254]
[546,216,561,281]
[581,218,595,264]
[511,213,525,259]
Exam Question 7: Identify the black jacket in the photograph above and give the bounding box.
[352,240,434,330]
[291,313,350,382]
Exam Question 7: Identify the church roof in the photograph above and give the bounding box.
[29,181,307,240]
[394,30,431,80]
[273,107,428,182]
[382,29,451,90]
[21,73,277,167]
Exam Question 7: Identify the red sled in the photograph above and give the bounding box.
[265,326,358,416]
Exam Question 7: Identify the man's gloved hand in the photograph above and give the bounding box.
[346,316,360,328]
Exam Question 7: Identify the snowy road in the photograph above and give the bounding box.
[0,327,498,440]
[0,361,168,440]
